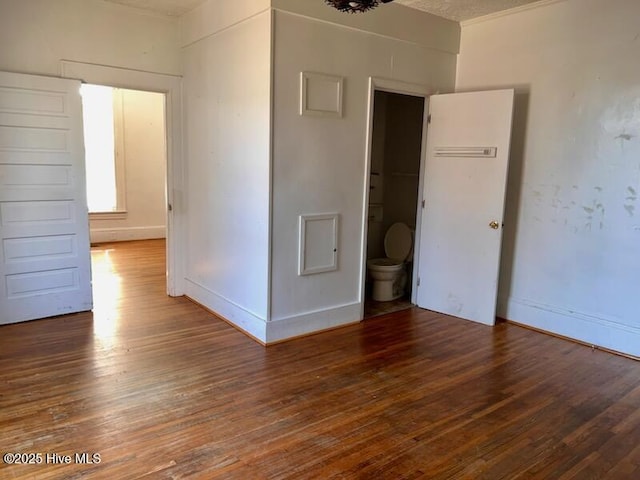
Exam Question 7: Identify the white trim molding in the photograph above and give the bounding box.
[185,279,268,342]
[266,302,361,343]
[503,296,640,358]
[90,226,166,244]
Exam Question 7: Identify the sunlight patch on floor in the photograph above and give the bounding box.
[90,247,122,342]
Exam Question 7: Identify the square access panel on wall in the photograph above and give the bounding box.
[298,213,339,276]
[299,72,343,118]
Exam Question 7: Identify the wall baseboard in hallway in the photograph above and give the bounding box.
[90,226,166,243]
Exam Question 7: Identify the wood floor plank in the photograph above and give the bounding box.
[1,239,640,479]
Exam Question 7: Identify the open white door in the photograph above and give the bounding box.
[416,89,514,326]
[0,71,92,325]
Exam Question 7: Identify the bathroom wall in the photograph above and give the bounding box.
[367,91,388,261]
[456,0,640,356]
[180,0,457,343]
[381,93,424,236]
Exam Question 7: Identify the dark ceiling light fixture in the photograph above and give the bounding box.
[324,0,395,14]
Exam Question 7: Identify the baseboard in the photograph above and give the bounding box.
[503,296,640,358]
[90,226,166,243]
[267,302,362,344]
[184,278,268,342]
[183,281,361,344]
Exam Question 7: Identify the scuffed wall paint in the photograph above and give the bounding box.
[456,0,640,356]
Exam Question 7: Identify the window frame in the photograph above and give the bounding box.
[84,85,128,218]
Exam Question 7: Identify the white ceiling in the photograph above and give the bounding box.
[396,0,542,22]
[103,0,543,22]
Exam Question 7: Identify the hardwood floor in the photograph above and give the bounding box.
[1,239,639,479]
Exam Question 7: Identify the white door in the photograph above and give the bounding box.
[416,89,514,326]
[0,71,92,325]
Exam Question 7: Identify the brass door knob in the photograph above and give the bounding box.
[489,221,500,229]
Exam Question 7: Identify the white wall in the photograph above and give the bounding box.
[181,1,272,339]
[90,89,167,243]
[456,0,640,356]
[180,0,270,47]
[0,0,181,76]
[269,4,458,341]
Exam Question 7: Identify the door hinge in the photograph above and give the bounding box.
[417,277,421,287]
[421,199,426,209]
[168,203,173,212]
[427,114,432,124]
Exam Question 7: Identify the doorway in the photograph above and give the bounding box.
[361,81,515,326]
[61,60,184,297]
[80,84,167,245]
[363,88,427,319]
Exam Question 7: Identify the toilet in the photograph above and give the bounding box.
[367,222,414,302]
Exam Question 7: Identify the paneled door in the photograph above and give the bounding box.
[0,71,92,324]
[416,89,514,326]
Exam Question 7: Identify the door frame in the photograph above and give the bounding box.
[60,60,185,296]
[359,77,432,318]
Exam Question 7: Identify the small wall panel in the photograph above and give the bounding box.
[300,72,343,118]
[6,267,78,299]
[298,213,339,276]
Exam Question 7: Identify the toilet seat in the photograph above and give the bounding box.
[384,222,413,261]
[367,222,414,301]
[367,257,403,270]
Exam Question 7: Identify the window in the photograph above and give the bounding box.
[80,84,126,215]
